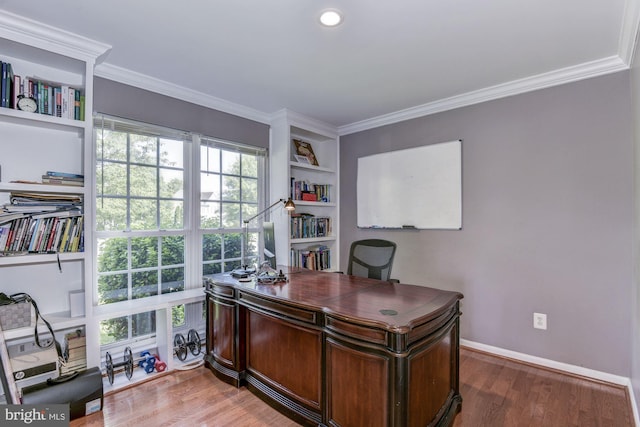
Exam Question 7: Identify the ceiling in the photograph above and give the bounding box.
[0,1,637,133]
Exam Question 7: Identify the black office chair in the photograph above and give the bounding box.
[346,239,397,282]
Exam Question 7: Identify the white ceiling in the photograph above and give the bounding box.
[0,1,637,133]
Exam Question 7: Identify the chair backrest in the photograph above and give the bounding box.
[346,239,397,281]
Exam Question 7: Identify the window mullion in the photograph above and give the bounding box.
[186,134,199,290]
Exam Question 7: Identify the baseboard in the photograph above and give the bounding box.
[460,339,640,427]
[629,380,640,427]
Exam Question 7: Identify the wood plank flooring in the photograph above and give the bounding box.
[452,348,633,427]
[70,347,634,427]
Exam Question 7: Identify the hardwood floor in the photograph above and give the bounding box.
[70,347,634,427]
[453,348,633,427]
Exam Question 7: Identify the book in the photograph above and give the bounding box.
[10,191,82,203]
[6,63,14,109]
[68,87,75,119]
[41,178,84,186]
[0,224,11,249]
[74,88,80,120]
[0,212,26,225]
[12,74,20,109]
[61,357,86,368]
[30,208,81,220]
[1,61,6,107]
[3,205,60,213]
[65,329,86,346]
[46,171,84,179]
[37,81,44,114]
[22,76,31,98]
[65,347,86,362]
[79,95,85,121]
[61,86,69,118]
[54,87,62,117]
[58,218,73,252]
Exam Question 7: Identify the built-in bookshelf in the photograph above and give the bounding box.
[0,12,208,399]
[0,10,108,401]
[270,110,339,272]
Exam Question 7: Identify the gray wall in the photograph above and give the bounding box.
[631,43,640,410]
[340,72,634,376]
[94,77,270,148]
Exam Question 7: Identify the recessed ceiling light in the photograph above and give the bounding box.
[319,9,343,27]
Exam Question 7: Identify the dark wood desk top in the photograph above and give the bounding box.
[207,267,463,334]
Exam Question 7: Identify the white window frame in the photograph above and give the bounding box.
[93,115,267,350]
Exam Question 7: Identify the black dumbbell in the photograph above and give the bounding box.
[173,329,202,361]
[105,346,133,385]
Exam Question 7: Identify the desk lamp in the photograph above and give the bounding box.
[231,197,295,278]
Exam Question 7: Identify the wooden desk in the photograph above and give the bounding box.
[204,268,463,427]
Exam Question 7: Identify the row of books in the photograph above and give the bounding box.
[290,245,331,271]
[0,214,84,253]
[0,191,84,253]
[1,60,84,120]
[290,179,331,202]
[290,214,331,239]
[61,329,87,374]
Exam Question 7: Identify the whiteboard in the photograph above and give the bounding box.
[357,140,462,229]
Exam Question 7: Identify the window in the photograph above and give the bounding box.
[94,115,266,347]
[95,117,188,310]
[200,137,266,277]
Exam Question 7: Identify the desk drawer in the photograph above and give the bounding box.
[238,291,318,325]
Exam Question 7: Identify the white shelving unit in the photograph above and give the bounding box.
[0,10,109,398]
[270,109,340,271]
[0,11,207,397]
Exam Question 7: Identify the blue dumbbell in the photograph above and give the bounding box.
[139,351,156,373]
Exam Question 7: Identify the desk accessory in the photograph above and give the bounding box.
[231,198,295,278]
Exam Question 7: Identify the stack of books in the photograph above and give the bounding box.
[41,171,84,187]
[61,329,87,375]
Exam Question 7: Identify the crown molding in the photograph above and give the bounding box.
[338,55,628,136]
[0,10,111,63]
[94,62,272,125]
[271,109,338,138]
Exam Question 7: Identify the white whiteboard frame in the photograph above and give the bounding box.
[357,140,462,230]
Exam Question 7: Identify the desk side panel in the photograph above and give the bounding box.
[326,337,390,427]
[211,298,236,367]
[205,289,245,386]
[408,323,458,427]
[246,309,323,412]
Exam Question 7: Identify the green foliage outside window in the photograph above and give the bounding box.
[96,123,263,346]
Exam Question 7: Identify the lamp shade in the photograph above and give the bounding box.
[284,198,296,211]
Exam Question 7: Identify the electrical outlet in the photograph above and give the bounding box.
[533,312,547,330]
